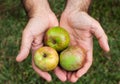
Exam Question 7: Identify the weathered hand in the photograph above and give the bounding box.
[16,8,60,81]
[16,0,68,82]
[60,11,110,82]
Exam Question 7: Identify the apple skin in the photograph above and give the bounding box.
[34,47,59,71]
[60,46,86,71]
[44,26,70,51]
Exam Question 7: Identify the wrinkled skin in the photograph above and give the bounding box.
[16,0,110,83]
[16,10,110,83]
[60,10,110,83]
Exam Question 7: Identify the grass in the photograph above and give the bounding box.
[0,0,120,84]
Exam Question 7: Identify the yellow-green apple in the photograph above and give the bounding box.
[60,46,86,71]
[44,26,70,51]
[34,46,59,71]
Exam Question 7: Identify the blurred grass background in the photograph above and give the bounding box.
[0,0,120,84]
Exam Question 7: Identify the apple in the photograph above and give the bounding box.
[44,26,70,51]
[34,46,59,71]
[60,46,86,71]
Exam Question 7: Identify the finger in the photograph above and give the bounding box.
[76,51,93,78]
[32,34,44,54]
[32,34,44,48]
[16,30,33,62]
[69,72,78,83]
[32,59,52,82]
[67,72,72,80]
[49,14,59,27]
[54,67,67,82]
[91,23,110,52]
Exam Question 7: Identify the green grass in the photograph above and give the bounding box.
[0,0,120,84]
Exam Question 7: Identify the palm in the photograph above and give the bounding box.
[61,12,93,52]
[60,11,109,82]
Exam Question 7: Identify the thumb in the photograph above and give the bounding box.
[49,14,59,27]
[16,30,33,62]
[91,22,110,52]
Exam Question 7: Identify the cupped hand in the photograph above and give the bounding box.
[16,10,67,82]
[60,11,110,83]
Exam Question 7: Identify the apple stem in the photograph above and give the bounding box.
[43,53,47,58]
[52,39,56,44]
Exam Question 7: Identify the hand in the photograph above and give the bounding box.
[16,0,67,81]
[16,11,58,82]
[60,10,110,82]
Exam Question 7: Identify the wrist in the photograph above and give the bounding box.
[23,0,51,18]
[65,0,91,12]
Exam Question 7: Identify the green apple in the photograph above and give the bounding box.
[34,46,59,71]
[44,26,70,51]
[60,46,86,71]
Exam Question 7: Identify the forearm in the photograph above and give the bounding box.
[65,0,91,12]
[22,0,50,17]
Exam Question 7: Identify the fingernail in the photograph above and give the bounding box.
[70,74,78,83]
[46,75,52,82]
[16,55,22,62]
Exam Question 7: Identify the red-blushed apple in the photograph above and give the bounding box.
[44,26,70,51]
[60,46,86,71]
[34,46,59,71]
